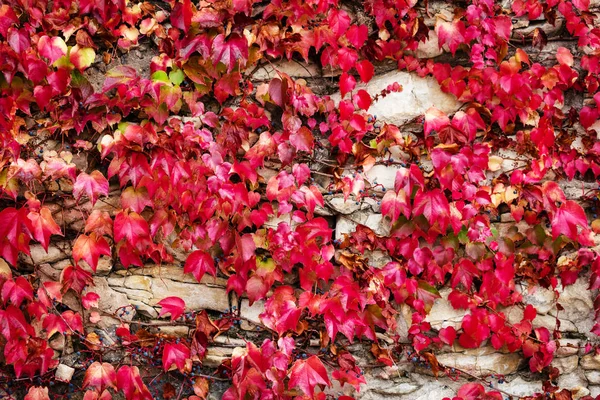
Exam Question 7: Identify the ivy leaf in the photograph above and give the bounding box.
[288,356,331,396]
[0,5,19,37]
[27,207,62,251]
[184,250,216,283]
[435,18,466,55]
[38,35,68,63]
[413,189,450,232]
[158,297,186,321]
[381,189,411,221]
[2,276,33,307]
[438,326,456,345]
[83,362,117,392]
[117,365,152,400]
[339,72,356,98]
[211,33,248,72]
[121,186,152,213]
[551,200,587,241]
[289,126,314,153]
[69,45,95,70]
[24,387,50,400]
[72,233,111,272]
[114,210,150,244]
[162,342,190,372]
[74,171,109,206]
[355,60,374,83]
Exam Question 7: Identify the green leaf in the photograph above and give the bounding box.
[151,71,170,83]
[169,69,185,86]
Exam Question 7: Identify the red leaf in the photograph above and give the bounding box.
[82,292,100,309]
[158,296,186,321]
[346,24,368,48]
[413,189,450,232]
[83,362,117,392]
[0,5,19,37]
[72,233,111,272]
[381,189,411,221]
[27,207,62,251]
[121,186,152,213]
[339,72,356,98]
[551,200,588,240]
[259,286,302,335]
[211,33,248,72]
[424,107,450,136]
[184,250,216,282]
[438,326,456,345]
[162,342,190,372]
[114,210,150,244]
[355,60,374,83]
[117,365,152,400]
[74,171,109,206]
[556,47,574,67]
[25,387,50,400]
[435,19,466,55]
[353,89,371,110]
[2,276,33,307]
[37,35,67,63]
[288,356,331,396]
[290,126,314,152]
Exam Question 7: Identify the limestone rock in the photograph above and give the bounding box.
[426,288,467,330]
[335,212,389,240]
[516,282,556,314]
[55,364,75,383]
[331,71,461,126]
[90,277,133,324]
[157,326,190,337]
[550,277,594,335]
[497,377,542,398]
[557,371,590,399]
[149,278,230,312]
[435,351,522,376]
[252,61,320,81]
[551,355,579,374]
[27,242,71,264]
[358,374,460,400]
[240,298,265,330]
[586,370,600,385]
[581,353,600,369]
[556,339,581,357]
[124,275,153,291]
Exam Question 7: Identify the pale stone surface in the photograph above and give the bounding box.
[557,371,590,399]
[358,374,460,400]
[516,282,556,314]
[335,212,389,240]
[364,166,398,189]
[426,289,467,330]
[27,242,70,264]
[252,61,320,80]
[497,377,543,398]
[157,326,190,336]
[556,339,581,357]
[55,364,75,383]
[552,355,579,374]
[436,352,522,376]
[91,277,133,322]
[330,71,461,126]
[550,277,594,335]
[581,353,600,369]
[585,370,600,385]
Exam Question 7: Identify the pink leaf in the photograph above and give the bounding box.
[158,296,186,321]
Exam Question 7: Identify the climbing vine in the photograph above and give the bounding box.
[1,0,600,399]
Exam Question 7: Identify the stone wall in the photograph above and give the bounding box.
[31,1,600,399]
